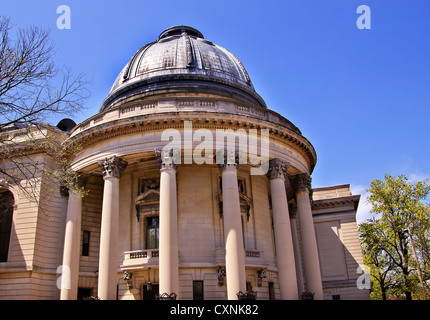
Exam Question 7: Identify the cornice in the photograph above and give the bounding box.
[311,194,361,211]
[65,111,317,172]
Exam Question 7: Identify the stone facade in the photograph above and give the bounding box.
[0,26,369,300]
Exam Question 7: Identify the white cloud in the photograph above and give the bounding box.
[408,173,430,183]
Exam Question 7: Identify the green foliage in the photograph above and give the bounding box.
[359,174,430,300]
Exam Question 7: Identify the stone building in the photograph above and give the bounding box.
[0,26,369,300]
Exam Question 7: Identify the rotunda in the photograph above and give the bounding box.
[55,25,366,300]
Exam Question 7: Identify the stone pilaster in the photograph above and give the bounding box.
[97,156,128,300]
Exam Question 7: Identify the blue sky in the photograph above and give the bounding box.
[2,0,430,222]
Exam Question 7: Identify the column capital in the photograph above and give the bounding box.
[98,156,128,179]
[267,158,290,180]
[60,173,89,197]
[155,148,179,171]
[216,148,239,172]
[293,173,312,193]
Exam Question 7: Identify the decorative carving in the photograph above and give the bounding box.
[293,173,312,193]
[217,267,226,286]
[139,178,160,194]
[123,271,133,289]
[266,158,290,180]
[155,148,179,171]
[257,269,267,278]
[257,269,267,287]
[216,148,239,172]
[98,156,128,179]
[135,178,161,222]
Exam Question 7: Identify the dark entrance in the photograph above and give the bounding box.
[143,284,159,300]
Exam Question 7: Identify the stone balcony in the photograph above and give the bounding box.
[121,249,159,270]
[121,247,267,271]
[215,247,267,268]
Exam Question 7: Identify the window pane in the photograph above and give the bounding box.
[82,231,90,256]
[146,217,159,249]
[0,191,14,262]
[193,281,204,300]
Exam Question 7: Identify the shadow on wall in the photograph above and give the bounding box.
[313,217,370,300]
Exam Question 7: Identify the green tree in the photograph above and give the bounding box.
[359,174,430,300]
[359,218,394,300]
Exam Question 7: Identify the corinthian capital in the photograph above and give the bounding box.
[98,156,128,179]
[266,158,290,180]
[293,173,312,193]
[216,148,239,172]
[155,148,179,171]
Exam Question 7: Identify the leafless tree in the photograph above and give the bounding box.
[0,16,90,207]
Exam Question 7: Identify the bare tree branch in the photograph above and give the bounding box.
[0,16,90,205]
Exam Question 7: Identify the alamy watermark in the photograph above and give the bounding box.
[159,121,270,175]
[357,265,372,290]
[357,5,371,30]
[57,265,71,290]
[57,5,71,30]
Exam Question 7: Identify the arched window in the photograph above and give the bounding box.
[0,190,14,262]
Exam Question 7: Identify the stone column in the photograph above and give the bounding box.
[294,173,323,300]
[60,176,86,300]
[97,156,128,300]
[289,203,305,295]
[156,149,180,298]
[267,158,298,299]
[218,150,246,300]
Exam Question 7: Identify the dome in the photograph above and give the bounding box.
[100,25,266,111]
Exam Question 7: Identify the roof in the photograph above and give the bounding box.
[99,25,266,111]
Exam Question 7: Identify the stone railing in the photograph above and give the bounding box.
[121,249,159,270]
[69,98,302,138]
[122,247,266,271]
[244,249,261,259]
[215,247,265,267]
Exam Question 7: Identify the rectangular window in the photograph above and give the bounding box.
[0,191,14,262]
[146,217,159,249]
[193,281,204,300]
[82,231,90,256]
[268,282,275,300]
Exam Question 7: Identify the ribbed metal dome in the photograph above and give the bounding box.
[100,25,266,111]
